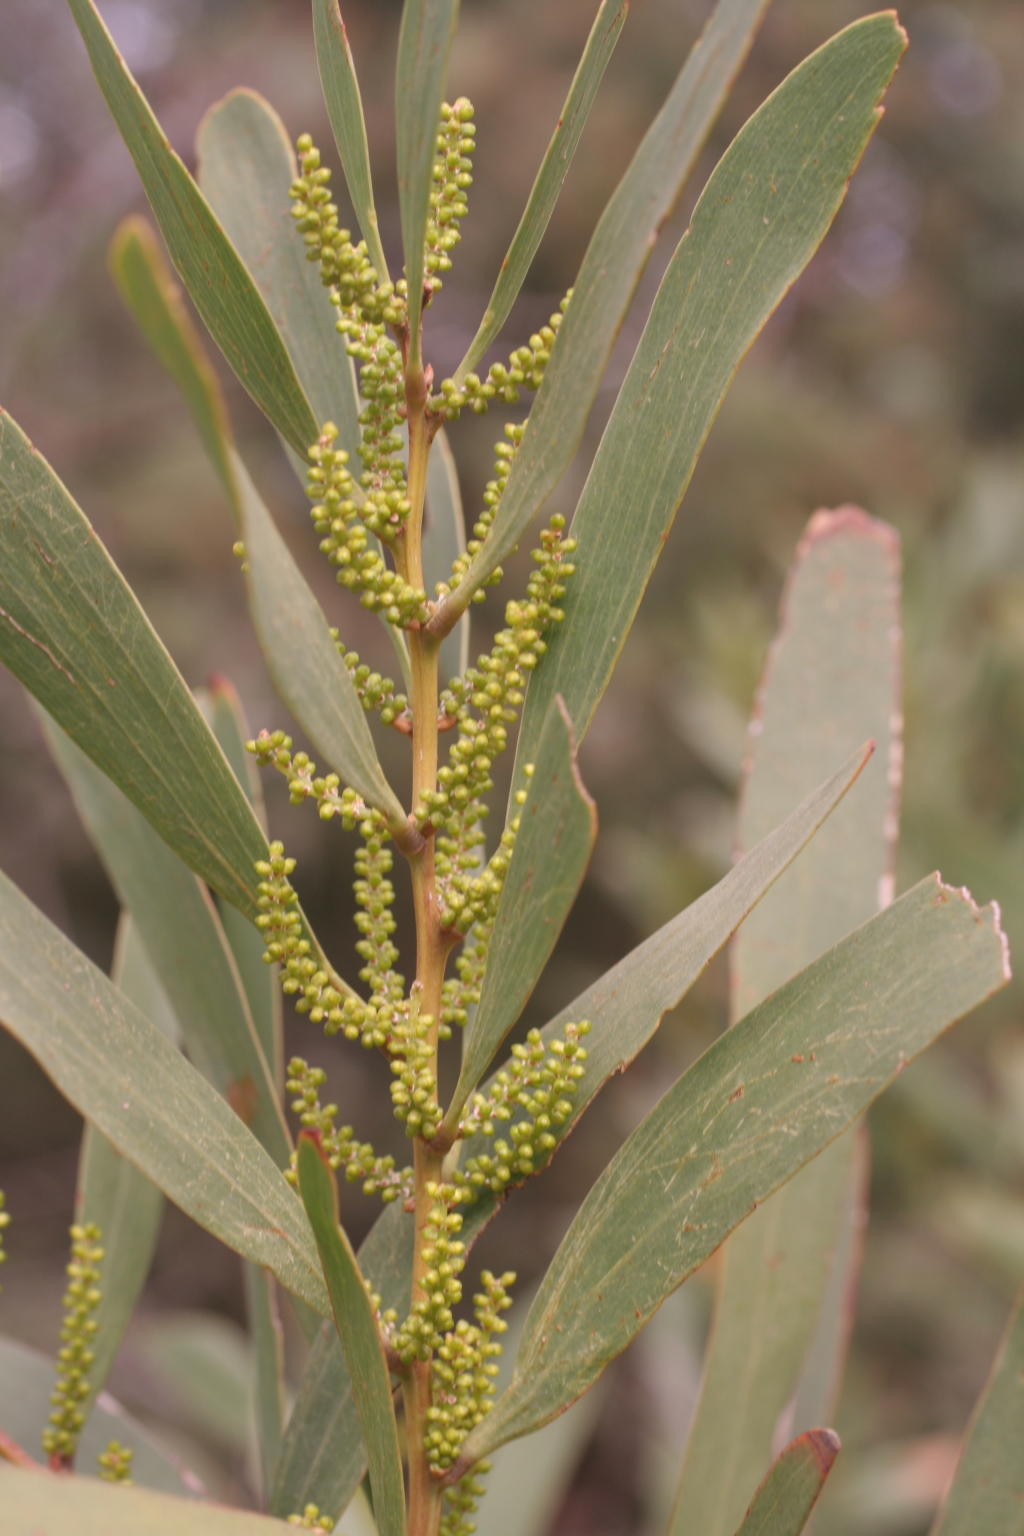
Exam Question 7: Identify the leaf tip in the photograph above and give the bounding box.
[804,1426,841,1473]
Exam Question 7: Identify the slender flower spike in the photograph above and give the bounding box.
[287,1505,334,1533]
[42,1223,104,1466]
[97,1440,133,1484]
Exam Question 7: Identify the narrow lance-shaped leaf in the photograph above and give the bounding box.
[672,510,903,1536]
[431,0,772,630]
[0,1466,297,1535]
[244,1264,286,1499]
[455,0,628,381]
[732,1431,840,1536]
[41,712,292,1170]
[511,15,907,777]
[448,697,596,1127]
[930,1279,1024,1535]
[296,1137,406,1536]
[0,409,266,922]
[0,863,330,1317]
[75,918,176,1417]
[458,876,1009,1464]
[395,0,460,362]
[108,215,405,830]
[65,0,319,458]
[424,426,469,685]
[195,87,363,470]
[313,0,389,281]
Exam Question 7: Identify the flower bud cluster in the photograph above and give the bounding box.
[424,99,475,296]
[389,1005,441,1139]
[354,810,406,1022]
[331,640,408,726]
[393,1186,465,1363]
[425,1270,514,1472]
[42,1223,104,1463]
[453,1022,591,1195]
[440,1465,492,1536]
[97,1441,133,1484]
[249,731,369,825]
[253,843,351,1028]
[0,1190,8,1284]
[433,294,570,420]
[287,1506,334,1533]
[285,1058,412,1203]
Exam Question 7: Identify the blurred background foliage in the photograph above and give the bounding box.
[2,0,1024,1529]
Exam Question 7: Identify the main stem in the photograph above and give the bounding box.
[404,376,446,1536]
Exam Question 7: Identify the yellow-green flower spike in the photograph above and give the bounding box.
[440,1463,492,1536]
[424,1268,515,1471]
[424,99,476,301]
[287,1505,334,1533]
[431,292,571,421]
[252,842,350,1029]
[97,1440,133,1484]
[285,1057,412,1203]
[42,1223,104,1465]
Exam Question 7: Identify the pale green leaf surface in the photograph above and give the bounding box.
[41,713,291,1169]
[0,1464,296,1533]
[245,1266,286,1494]
[424,426,469,684]
[0,1336,202,1496]
[673,510,902,1536]
[0,409,267,922]
[108,214,403,828]
[296,1140,405,1536]
[456,0,628,381]
[136,1313,252,1454]
[0,864,330,1316]
[461,876,1009,1461]
[269,1202,414,1521]
[733,1431,840,1536]
[195,87,363,468]
[75,918,176,1414]
[437,0,772,620]
[512,17,906,777]
[313,0,389,281]
[65,0,319,458]
[395,0,459,357]
[452,698,596,1119]
[930,1280,1024,1535]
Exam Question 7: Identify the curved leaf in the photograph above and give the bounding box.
[733,1431,840,1536]
[313,0,389,282]
[455,0,628,381]
[512,15,907,777]
[0,409,266,922]
[0,1463,295,1533]
[424,427,469,685]
[459,876,1009,1463]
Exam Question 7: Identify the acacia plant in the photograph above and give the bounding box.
[0,3,1021,1535]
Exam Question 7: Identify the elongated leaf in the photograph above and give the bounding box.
[296,1138,405,1536]
[208,677,284,1090]
[195,86,363,469]
[0,409,266,921]
[733,1431,840,1536]
[673,510,902,1536]
[75,918,176,1414]
[0,1464,294,1533]
[41,713,291,1168]
[243,1267,286,1491]
[269,1201,414,1521]
[930,1280,1024,1534]
[424,427,469,684]
[313,0,389,282]
[433,0,771,625]
[511,17,906,777]
[395,0,459,359]
[456,0,628,381]
[109,215,404,828]
[0,1335,202,1496]
[451,698,596,1120]
[459,876,1009,1463]
[65,0,319,458]
[0,864,330,1316]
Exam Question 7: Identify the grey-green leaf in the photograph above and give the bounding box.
[244,1265,287,1495]
[296,1138,405,1536]
[313,0,389,282]
[930,1280,1024,1535]
[41,713,291,1169]
[511,16,907,775]
[450,698,596,1123]
[434,0,772,624]
[455,0,628,381]
[672,510,903,1536]
[75,918,176,1417]
[732,1431,840,1536]
[0,1463,296,1534]
[196,87,363,468]
[424,427,469,685]
[459,875,1009,1463]
[65,0,319,459]
[0,409,267,922]
[0,864,329,1317]
[395,0,460,359]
